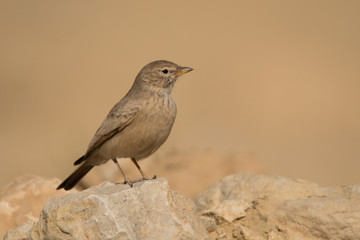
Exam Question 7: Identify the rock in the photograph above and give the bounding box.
[4,178,209,240]
[195,173,360,240]
[0,175,75,236]
[6,173,359,240]
[3,221,36,240]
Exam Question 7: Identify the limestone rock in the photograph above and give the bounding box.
[0,175,75,236]
[4,178,209,240]
[195,173,360,240]
[3,220,36,240]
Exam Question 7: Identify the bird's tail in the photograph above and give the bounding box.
[57,163,93,191]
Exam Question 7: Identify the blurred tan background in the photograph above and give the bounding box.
[1,1,359,192]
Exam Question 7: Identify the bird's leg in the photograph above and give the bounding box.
[112,158,134,187]
[131,158,156,181]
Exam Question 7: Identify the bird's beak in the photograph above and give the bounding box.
[175,67,193,77]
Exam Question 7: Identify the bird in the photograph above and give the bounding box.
[57,60,193,190]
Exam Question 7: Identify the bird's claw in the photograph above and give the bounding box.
[123,179,134,188]
[121,175,157,187]
[141,175,157,181]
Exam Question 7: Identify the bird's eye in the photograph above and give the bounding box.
[162,69,169,74]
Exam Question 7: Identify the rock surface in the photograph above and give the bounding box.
[4,173,360,240]
[195,173,360,240]
[0,175,75,236]
[4,178,209,240]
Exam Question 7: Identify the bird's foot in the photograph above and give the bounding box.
[114,177,135,187]
[120,175,156,187]
[122,178,134,188]
[141,175,157,181]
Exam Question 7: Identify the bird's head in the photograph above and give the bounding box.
[134,60,193,92]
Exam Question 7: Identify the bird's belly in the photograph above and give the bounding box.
[99,104,176,160]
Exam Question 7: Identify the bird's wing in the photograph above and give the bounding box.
[84,105,140,157]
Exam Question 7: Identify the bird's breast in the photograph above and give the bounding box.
[142,93,177,124]
[107,94,177,160]
[137,94,177,144]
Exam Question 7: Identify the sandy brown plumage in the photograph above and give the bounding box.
[57,60,193,190]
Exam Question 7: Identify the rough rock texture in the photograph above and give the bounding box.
[3,220,35,240]
[195,173,360,240]
[0,175,75,236]
[4,178,209,240]
[4,173,360,240]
